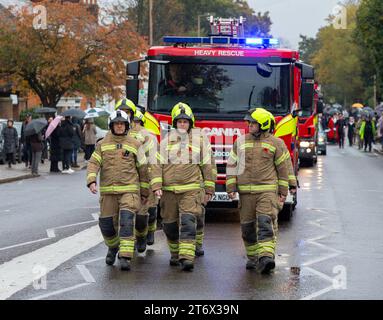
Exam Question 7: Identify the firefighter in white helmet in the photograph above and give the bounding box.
[86,109,149,271]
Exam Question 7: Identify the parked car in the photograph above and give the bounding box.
[317,122,328,155]
[95,125,107,142]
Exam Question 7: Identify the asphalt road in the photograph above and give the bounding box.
[1,144,383,300]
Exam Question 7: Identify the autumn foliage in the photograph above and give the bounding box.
[0,0,147,108]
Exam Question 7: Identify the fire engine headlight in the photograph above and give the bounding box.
[300,141,310,148]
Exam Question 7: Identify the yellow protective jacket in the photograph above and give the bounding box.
[149,129,215,195]
[226,132,289,196]
[279,141,297,188]
[86,131,149,197]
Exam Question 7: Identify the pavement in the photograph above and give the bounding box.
[0,153,87,184]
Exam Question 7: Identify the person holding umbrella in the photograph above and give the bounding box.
[23,118,48,176]
[45,116,63,173]
[57,116,74,174]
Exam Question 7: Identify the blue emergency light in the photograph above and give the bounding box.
[163,36,279,48]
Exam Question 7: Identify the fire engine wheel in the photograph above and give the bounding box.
[279,203,294,221]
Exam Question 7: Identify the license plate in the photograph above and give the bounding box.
[211,192,238,202]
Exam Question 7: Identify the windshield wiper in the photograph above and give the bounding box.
[248,85,256,107]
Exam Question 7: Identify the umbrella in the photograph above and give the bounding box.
[61,108,86,118]
[361,106,375,117]
[84,108,110,119]
[352,103,364,109]
[375,104,383,117]
[35,107,57,114]
[24,118,48,137]
[45,116,63,139]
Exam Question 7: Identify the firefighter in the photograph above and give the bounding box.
[115,98,137,121]
[129,109,159,252]
[150,102,215,271]
[86,110,149,271]
[196,156,217,257]
[226,108,289,274]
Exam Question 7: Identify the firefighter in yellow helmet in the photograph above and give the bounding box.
[226,107,289,273]
[86,109,149,271]
[115,98,137,121]
[129,109,159,252]
[149,102,215,271]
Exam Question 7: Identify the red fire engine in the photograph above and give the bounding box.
[297,82,324,167]
[126,17,315,220]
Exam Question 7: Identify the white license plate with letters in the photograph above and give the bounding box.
[211,192,239,202]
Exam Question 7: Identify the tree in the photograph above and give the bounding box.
[310,3,366,106]
[127,0,272,44]
[355,0,383,102]
[298,35,320,64]
[0,1,147,108]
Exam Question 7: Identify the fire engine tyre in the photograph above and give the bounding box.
[279,203,294,221]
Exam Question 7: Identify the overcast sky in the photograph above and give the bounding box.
[248,0,341,49]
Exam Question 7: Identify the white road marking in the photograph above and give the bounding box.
[300,285,334,300]
[303,266,334,283]
[45,219,98,238]
[27,231,165,300]
[76,265,96,283]
[0,237,51,252]
[0,214,99,252]
[80,257,104,265]
[0,225,103,300]
[29,283,91,300]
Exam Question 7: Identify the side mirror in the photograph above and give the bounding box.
[296,62,315,79]
[256,63,273,78]
[126,60,144,105]
[301,81,314,111]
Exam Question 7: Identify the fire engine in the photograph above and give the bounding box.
[126,17,315,220]
[297,83,324,167]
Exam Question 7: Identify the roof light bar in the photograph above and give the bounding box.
[163,36,279,48]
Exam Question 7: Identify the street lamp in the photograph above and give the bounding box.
[198,13,214,37]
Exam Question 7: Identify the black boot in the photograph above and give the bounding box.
[180,259,194,271]
[147,231,155,246]
[105,247,119,265]
[120,257,131,271]
[136,237,147,253]
[246,258,257,270]
[257,256,275,274]
[195,245,204,257]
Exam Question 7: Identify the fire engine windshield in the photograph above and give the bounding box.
[148,63,290,118]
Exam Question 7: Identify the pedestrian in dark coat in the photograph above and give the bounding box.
[71,118,82,168]
[30,132,44,175]
[1,120,18,168]
[21,114,32,168]
[336,114,346,149]
[48,118,62,173]
[347,117,355,147]
[58,116,74,173]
